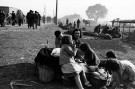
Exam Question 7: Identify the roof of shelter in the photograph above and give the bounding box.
[111,20,135,23]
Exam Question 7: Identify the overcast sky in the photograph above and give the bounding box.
[0,0,135,21]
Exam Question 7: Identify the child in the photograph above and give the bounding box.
[54,30,63,48]
[79,43,100,66]
[59,36,91,89]
[106,50,135,89]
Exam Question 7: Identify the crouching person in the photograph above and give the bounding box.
[106,50,135,89]
[59,36,92,89]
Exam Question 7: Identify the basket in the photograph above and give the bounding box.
[38,65,54,82]
[86,72,107,88]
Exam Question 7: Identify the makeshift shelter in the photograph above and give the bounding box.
[111,20,135,39]
[127,30,135,41]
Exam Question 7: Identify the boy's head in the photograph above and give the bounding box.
[54,30,63,39]
[106,59,120,71]
[54,30,61,37]
[106,50,117,58]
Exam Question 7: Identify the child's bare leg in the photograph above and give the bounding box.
[80,71,92,86]
[74,75,84,89]
[80,71,88,83]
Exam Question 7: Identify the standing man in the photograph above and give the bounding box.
[66,18,69,26]
[42,15,45,24]
[77,19,81,28]
[33,11,38,29]
[26,10,33,28]
[0,10,5,27]
[37,12,41,26]
[11,11,16,26]
[73,21,76,29]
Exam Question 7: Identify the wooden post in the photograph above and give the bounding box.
[122,23,124,40]
[129,23,131,32]
[55,0,58,25]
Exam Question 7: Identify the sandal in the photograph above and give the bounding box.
[85,81,92,87]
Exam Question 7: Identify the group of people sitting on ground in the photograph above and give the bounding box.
[53,28,135,89]
[94,24,121,38]
[35,28,135,89]
[58,19,81,31]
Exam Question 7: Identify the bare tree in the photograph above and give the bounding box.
[86,4,108,22]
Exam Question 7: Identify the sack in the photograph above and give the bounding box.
[86,68,109,88]
[34,46,59,67]
[51,48,61,57]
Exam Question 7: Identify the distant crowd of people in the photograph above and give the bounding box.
[94,24,121,38]
[0,9,42,28]
[58,18,81,31]
[26,10,41,29]
[0,10,25,26]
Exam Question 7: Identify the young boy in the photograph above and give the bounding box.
[54,30,63,48]
[106,50,135,89]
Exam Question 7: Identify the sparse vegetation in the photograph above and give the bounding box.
[0,24,135,89]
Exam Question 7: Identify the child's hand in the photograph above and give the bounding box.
[75,58,82,63]
[71,44,77,50]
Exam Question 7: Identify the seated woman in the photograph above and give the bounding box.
[59,35,92,89]
[71,28,85,62]
[105,50,135,89]
[72,28,82,48]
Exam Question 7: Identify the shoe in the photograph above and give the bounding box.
[85,81,92,87]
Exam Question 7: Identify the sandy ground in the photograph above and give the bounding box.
[0,23,135,89]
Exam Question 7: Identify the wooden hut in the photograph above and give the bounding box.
[111,20,135,39]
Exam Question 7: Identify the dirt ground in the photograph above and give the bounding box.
[0,23,135,89]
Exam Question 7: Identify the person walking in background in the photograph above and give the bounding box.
[59,35,92,89]
[37,12,41,26]
[16,10,23,26]
[0,10,5,27]
[42,15,45,24]
[73,21,76,29]
[11,11,16,26]
[7,13,12,25]
[66,18,69,26]
[26,10,31,28]
[33,11,38,29]
[105,50,135,89]
[26,10,34,28]
[77,19,81,28]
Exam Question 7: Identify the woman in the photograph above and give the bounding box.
[72,28,82,48]
[71,28,85,62]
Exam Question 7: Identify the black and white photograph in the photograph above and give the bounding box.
[0,0,135,89]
